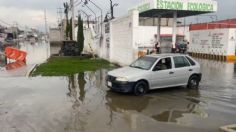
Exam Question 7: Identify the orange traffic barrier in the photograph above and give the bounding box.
[6,61,26,70]
[5,47,27,62]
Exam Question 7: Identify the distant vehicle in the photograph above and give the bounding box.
[107,54,202,96]
[176,43,187,53]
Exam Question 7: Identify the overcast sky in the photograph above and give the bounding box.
[0,0,235,32]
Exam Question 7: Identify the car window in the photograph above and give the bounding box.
[130,56,157,70]
[153,57,172,71]
[186,56,196,66]
[173,56,190,68]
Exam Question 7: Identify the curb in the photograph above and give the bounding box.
[26,64,38,77]
[220,124,236,132]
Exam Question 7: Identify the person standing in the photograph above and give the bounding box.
[155,42,160,54]
[152,34,161,54]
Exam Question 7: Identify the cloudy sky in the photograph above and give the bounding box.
[0,0,235,32]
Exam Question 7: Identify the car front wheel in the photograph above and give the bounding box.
[133,81,148,96]
[188,76,200,89]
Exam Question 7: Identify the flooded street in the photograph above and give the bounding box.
[0,57,236,132]
[0,42,50,77]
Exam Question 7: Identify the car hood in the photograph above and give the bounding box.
[108,66,147,78]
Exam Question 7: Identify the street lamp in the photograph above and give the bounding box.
[109,0,118,19]
[78,10,91,28]
[83,4,97,23]
[84,0,103,35]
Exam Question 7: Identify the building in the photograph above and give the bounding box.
[49,28,63,43]
[188,19,236,61]
[82,0,218,66]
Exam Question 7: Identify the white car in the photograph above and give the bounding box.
[107,54,202,96]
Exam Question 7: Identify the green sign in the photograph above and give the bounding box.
[187,2,214,11]
[157,0,214,12]
[157,0,184,10]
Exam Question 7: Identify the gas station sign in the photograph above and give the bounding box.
[130,0,217,13]
[156,0,217,12]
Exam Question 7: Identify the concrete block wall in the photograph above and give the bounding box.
[136,26,189,47]
[189,28,236,56]
[49,28,62,42]
[109,13,135,66]
[82,10,191,65]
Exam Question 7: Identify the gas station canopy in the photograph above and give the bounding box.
[129,0,218,49]
[130,0,218,18]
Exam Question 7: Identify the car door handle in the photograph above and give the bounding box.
[169,71,174,74]
[189,69,193,72]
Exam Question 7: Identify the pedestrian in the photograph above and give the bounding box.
[186,42,190,53]
[172,43,177,53]
[155,42,160,54]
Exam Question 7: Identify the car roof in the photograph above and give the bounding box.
[146,53,188,58]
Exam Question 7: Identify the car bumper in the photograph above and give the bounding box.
[107,81,135,93]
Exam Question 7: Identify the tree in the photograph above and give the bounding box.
[64,2,70,40]
[77,15,84,55]
[69,18,73,40]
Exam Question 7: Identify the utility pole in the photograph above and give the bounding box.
[44,9,48,37]
[13,22,19,48]
[109,0,118,20]
[70,0,75,41]
[57,8,63,41]
[110,0,114,19]
[86,0,103,36]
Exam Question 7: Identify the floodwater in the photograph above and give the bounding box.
[0,42,50,77]
[0,59,236,132]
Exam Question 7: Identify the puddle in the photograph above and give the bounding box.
[0,60,236,132]
[0,41,50,77]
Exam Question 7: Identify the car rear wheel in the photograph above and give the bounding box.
[133,81,148,96]
[188,76,200,89]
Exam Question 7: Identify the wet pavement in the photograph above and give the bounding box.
[0,42,50,77]
[0,58,236,132]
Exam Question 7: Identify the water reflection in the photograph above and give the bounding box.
[1,59,236,132]
[78,73,86,102]
[0,42,50,77]
[106,92,151,112]
[5,61,26,71]
[63,69,211,130]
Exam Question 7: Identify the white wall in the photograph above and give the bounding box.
[109,11,139,66]
[227,29,236,55]
[82,10,191,65]
[49,28,62,42]
[136,26,189,47]
[189,28,236,56]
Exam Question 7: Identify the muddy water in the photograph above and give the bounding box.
[0,42,50,77]
[0,60,236,132]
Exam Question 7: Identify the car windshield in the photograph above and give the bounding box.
[130,56,157,70]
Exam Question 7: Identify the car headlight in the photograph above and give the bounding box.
[116,77,128,82]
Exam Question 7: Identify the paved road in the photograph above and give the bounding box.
[0,59,235,132]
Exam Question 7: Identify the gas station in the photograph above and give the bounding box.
[131,0,218,49]
[83,0,220,65]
